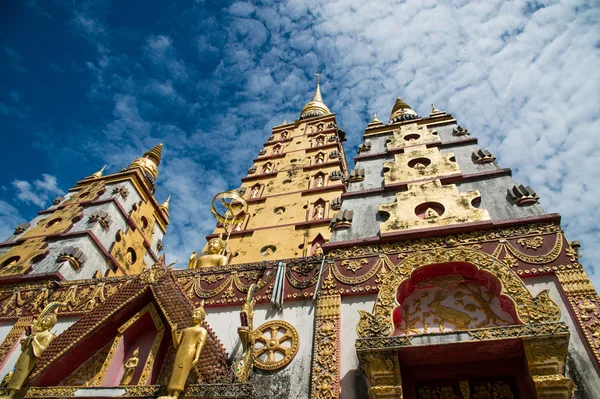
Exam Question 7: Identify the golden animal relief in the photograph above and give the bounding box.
[399,282,514,335]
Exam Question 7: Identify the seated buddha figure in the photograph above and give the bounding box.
[190,237,229,268]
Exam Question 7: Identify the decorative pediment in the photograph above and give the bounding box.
[379,181,490,234]
[383,146,459,184]
[386,123,440,150]
[29,264,231,388]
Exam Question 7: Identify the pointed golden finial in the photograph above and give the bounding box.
[431,104,442,114]
[300,70,330,118]
[312,70,323,103]
[368,112,383,127]
[144,143,163,166]
[128,143,163,182]
[88,165,106,179]
[160,195,171,215]
[389,97,419,123]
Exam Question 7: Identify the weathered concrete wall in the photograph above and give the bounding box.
[457,177,546,220]
[331,193,396,242]
[340,295,375,399]
[206,300,315,398]
[27,235,110,279]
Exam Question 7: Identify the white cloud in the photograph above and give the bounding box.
[0,200,24,241]
[12,174,64,208]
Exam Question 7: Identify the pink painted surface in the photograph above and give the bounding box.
[101,312,162,386]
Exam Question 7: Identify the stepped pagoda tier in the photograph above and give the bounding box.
[0,88,597,399]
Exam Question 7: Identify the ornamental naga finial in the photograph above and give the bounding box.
[235,284,260,382]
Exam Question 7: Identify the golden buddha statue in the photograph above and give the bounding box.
[2,313,57,398]
[120,347,140,385]
[158,306,208,399]
[190,237,228,268]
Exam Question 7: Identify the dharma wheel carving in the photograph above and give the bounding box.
[253,320,299,371]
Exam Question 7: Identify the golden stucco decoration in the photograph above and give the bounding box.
[109,228,148,275]
[356,246,561,339]
[21,205,84,239]
[383,146,459,184]
[310,294,341,399]
[129,200,157,243]
[253,320,299,371]
[386,123,440,150]
[63,181,106,205]
[379,181,490,234]
[0,238,48,277]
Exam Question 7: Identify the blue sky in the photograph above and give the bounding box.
[1,0,599,287]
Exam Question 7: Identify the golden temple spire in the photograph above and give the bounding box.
[87,165,106,179]
[367,112,383,127]
[389,97,419,123]
[300,71,331,119]
[312,70,323,103]
[144,143,163,166]
[160,195,171,216]
[127,143,163,183]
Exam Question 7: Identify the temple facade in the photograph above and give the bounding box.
[0,77,598,399]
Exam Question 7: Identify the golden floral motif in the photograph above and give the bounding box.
[60,343,112,386]
[502,252,519,268]
[341,258,368,273]
[517,236,544,250]
[329,222,561,259]
[310,295,341,399]
[502,233,563,265]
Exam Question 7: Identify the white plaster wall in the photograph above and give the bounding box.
[340,295,376,399]
[29,236,110,279]
[150,223,164,255]
[70,201,126,251]
[205,300,315,398]
[98,181,143,214]
[525,276,600,398]
[0,321,16,378]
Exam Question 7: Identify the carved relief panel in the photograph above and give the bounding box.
[386,123,440,150]
[379,181,490,234]
[383,146,460,185]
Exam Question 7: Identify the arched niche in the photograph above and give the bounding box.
[310,234,326,256]
[357,247,561,338]
[391,262,518,336]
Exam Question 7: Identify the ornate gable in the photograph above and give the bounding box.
[29,263,231,387]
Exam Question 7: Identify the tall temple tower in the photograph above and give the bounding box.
[205,74,348,264]
[0,144,168,281]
